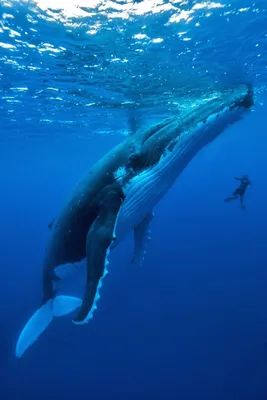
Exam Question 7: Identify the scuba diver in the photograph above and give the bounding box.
[224,174,252,210]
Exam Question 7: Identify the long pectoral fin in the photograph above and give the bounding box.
[131,212,154,266]
[72,188,123,325]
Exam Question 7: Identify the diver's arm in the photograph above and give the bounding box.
[235,177,242,180]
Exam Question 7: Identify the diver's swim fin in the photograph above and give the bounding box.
[15,295,81,358]
[224,196,238,202]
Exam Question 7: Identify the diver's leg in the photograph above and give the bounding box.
[233,188,240,197]
[224,188,239,203]
[240,194,246,211]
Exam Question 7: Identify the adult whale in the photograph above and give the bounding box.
[16,83,254,358]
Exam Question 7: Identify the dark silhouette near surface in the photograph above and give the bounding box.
[224,174,252,210]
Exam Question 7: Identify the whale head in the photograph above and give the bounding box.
[134,83,254,172]
[206,83,253,116]
[164,83,254,158]
[183,83,253,132]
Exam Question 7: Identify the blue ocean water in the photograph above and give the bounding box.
[1,0,267,399]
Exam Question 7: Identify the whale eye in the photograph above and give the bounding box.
[129,153,140,168]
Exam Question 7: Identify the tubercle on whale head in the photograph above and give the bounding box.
[227,83,254,111]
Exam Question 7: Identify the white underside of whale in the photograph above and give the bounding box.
[116,111,229,240]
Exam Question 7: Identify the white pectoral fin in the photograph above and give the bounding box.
[131,212,154,266]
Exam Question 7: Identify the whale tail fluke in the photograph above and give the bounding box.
[15,295,81,358]
[52,295,82,317]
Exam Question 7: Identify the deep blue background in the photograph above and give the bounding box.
[1,100,267,399]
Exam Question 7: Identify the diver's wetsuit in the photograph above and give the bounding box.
[224,175,251,210]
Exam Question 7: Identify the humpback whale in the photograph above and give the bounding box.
[15,84,254,358]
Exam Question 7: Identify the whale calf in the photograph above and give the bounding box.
[16,84,254,357]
